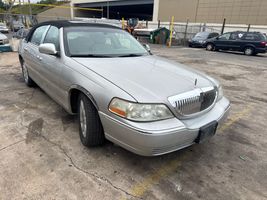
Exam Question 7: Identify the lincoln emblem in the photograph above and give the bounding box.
[194,78,198,87]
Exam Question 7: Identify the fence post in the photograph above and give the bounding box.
[221,18,226,34]
[184,19,189,46]
[146,20,148,28]
[158,20,160,28]
[247,24,251,32]
[168,16,174,47]
[122,17,125,29]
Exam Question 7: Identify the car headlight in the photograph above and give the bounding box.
[109,98,174,122]
[217,85,223,101]
[3,39,9,44]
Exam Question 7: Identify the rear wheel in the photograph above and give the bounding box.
[78,94,105,147]
[206,43,215,51]
[244,47,254,56]
[21,61,35,87]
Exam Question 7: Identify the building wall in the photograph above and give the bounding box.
[157,0,198,22]
[157,0,267,25]
[36,3,71,23]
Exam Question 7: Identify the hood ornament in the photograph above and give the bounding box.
[194,78,198,87]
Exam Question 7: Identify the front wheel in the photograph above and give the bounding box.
[206,43,215,51]
[78,94,105,147]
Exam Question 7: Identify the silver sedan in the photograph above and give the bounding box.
[18,20,230,156]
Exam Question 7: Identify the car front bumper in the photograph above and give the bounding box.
[99,97,230,156]
[0,44,12,52]
[189,41,206,47]
[0,29,9,33]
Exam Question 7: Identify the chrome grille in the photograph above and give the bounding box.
[168,87,217,118]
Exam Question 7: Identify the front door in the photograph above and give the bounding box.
[38,26,66,104]
[215,32,232,50]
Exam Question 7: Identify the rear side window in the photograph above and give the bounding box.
[242,33,261,41]
[43,26,60,51]
[30,25,48,45]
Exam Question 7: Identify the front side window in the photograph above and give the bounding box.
[64,27,148,57]
[43,26,60,51]
[219,33,231,40]
[30,25,48,45]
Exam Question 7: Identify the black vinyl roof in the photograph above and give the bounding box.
[26,20,121,42]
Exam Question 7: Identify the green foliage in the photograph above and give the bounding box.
[0,0,6,9]
[10,1,67,15]
[39,0,57,4]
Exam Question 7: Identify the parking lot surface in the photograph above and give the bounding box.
[0,47,266,200]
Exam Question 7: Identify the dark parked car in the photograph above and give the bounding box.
[205,31,267,56]
[13,28,30,39]
[188,32,219,47]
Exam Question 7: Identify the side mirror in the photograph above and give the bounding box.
[143,44,151,53]
[39,43,58,56]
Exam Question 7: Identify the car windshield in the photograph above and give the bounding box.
[194,32,209,39]
[64,26,149,57]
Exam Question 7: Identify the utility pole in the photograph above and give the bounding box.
[107,0,109,19]
[19,0,22,22]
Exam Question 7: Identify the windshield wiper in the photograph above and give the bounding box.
[70,54,112,58]
[118,54,144,57]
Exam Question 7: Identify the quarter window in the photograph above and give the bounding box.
[242,33,260,41]
[43,26,60,51]
[30,25,48,45]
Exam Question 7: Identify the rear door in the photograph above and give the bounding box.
[229,32,244,51]
[23,25,49,85]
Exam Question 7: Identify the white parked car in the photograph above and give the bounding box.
[0,23,9,33]
[0,33,11,52]
[18,20,230,156]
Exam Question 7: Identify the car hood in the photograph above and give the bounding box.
[73,55,216,103]
[191,38,206,42]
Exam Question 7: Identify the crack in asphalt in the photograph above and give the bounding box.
[0,89,36,153]
[0,139,25,152]
[16,89,36,128]
[40,134,142,200]
[13,88,141,198]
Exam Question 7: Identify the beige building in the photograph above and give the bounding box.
[69,0,267,25]
[156,0,267,25]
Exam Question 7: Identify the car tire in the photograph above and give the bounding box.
[78,94,105,147]
[206,43,215,51]
[21,61,35,87]
[244,47,254,56]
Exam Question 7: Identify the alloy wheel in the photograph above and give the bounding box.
[22,63,29,83]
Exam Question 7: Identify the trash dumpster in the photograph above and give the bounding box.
[150,27,170,44]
